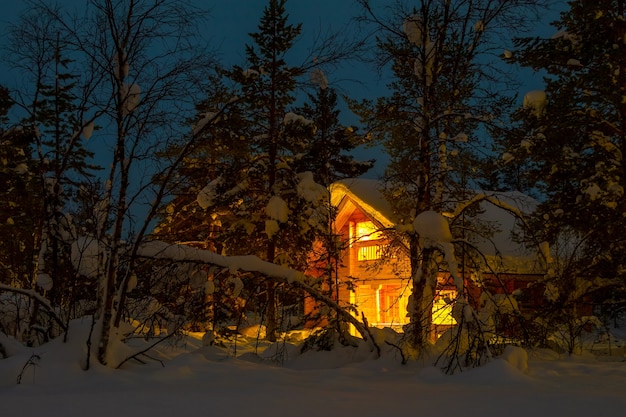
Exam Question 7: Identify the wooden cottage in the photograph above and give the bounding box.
[305,178,547,338]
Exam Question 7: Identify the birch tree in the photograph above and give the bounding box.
[2,7,100,345]
[3,0,216,366]
[353,0,544,351]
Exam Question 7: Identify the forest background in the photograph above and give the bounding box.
[3,0,624,379]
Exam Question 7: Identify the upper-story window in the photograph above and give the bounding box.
[354,221,384,261]
[358,245,382,261]
[355,221,382,241]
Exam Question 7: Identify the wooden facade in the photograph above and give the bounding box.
[304,179,553,337]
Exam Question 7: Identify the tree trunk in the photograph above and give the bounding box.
[407,243,437,349]
[265,240,278,342]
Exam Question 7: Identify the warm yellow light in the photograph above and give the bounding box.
[358,245,382,261]
[432,291,457,326]
[356,221,382,241]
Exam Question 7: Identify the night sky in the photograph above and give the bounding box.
[0,0,563,176]
[1,0,561,97]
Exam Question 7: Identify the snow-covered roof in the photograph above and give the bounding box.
[331,179,540,273]
[330,178,395,228]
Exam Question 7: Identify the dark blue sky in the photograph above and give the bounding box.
[1,0,564,177]
[0,1,367,94]
[1,0,562,97]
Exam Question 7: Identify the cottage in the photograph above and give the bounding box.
[305,178,545,338]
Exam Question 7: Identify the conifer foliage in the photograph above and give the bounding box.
[502,0,626,324]
[155,0,372,341]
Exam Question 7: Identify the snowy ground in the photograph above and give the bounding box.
[1,320,625,417]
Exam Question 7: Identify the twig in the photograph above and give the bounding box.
[114,325,181,369]
[385,340,407,364]
[17,353,41,384]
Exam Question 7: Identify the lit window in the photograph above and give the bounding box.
[358,245,382,261]
[432,290,457,326]
[356,221,382,241]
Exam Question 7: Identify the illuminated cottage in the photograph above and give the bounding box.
[308,178,544,337]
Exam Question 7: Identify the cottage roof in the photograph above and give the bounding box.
[330,178,394,228]
[330,178,540,273]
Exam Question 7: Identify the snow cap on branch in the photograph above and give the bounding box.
[523,90,547,118]
[266,195,288,223]
[413,211,462,291]
[403,14,428,46]
[310,68,328,90]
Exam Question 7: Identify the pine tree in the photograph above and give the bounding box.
[294,87,374,186]
[502,0,626,325]
[0,86,41,292]
[294,86,373,324]
[3,18,99,344]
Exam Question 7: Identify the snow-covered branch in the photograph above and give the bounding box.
[138,241,306,284]
[0,284,67,331]
[136,241,379,354]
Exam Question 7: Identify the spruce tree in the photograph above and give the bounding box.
[191,0,318,341]
[0,86,41,292]
[502,0,626,325]
[294,86,373,322]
